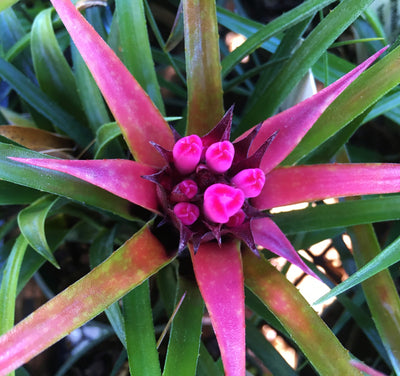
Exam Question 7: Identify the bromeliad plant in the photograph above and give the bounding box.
[2,0,400,375]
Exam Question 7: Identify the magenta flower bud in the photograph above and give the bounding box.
[173,135,203,174]
[231,168,266,198]
[170,179,198,201]
[173,202,200,225]
[205,141,235,173]
[204,183,245,224]
[226,210,246,228]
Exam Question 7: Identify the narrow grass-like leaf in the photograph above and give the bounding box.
[0,235,28,335]
[274,195,400,234]
[183,0,223,135]
[246,322,297,376]
[0,143,134,219]
[284,44,400,165]
[163,277,204,376]
[116,0,164,113]
[0,57,91,147]
[349,224,400,373]
[197,342,223,376]
[94,122,123,158]
[219,0,335,78]
[0,224,172,375]
[17,195,60,268]
[240,0,375,126]
[31,8,86,122]
[124,280,161,376]
[316,235,400,304]
[72,44,111,133]
[243,248,363,376]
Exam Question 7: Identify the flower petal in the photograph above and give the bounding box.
[253,163,400,210]
[251,217,319,279]
[189,241,245,376]
[10,158,159,213]
[244,47,388,173]
[0,225,172,375]
[49,0,174,167]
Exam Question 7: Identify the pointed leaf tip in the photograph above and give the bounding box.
[49,0,174,166]
[248,46,388,173]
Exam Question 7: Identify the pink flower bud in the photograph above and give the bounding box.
[170,179,198,201]
[204,183,245,223]
[173,135,203,174]
[232,168,265,198]
[226,210,246,228]
[205,141,235,173]
[173,202,200,225]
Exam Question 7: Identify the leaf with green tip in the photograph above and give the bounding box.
[183,0,223,135]
[0,224,173,375]
[284,43,400,165]
[243,248,362,376]
[163,276,204,376]
[316,235,400,304]
[17,195,61,268]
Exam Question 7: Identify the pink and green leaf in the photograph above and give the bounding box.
[251,217,319,279]
[0,224,172,375]
[189,241,245,376]
[49,0,174,166]
[183,0,224,135]
[0,143,134,219]
[243,248,363,376]
[10,157,160,213]
[253,163,400,210]
[243,47,387,174]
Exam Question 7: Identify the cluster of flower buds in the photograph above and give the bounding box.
[145,108,274,252]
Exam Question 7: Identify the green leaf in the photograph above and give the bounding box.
[124,280,161,376]
[183,0,223,135]
[116,0,164,113]
[284,43,400,165]
[0,181,42,204]
[316,235,400,304]
[31,8,86,123]
[274,195,400,234]
[0,142,134,219]
[0,235,28,334]
[72,44,111,133]
[0,57,92,147]
[240,0,376,126]
[0,0,18,12]
[246,322,297,376]
[163,277,204,376]
[17,195,61,268]
[197,342,224,376]
[219,0,335,78]
[0,224,172,374]
[94,122,123,159]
